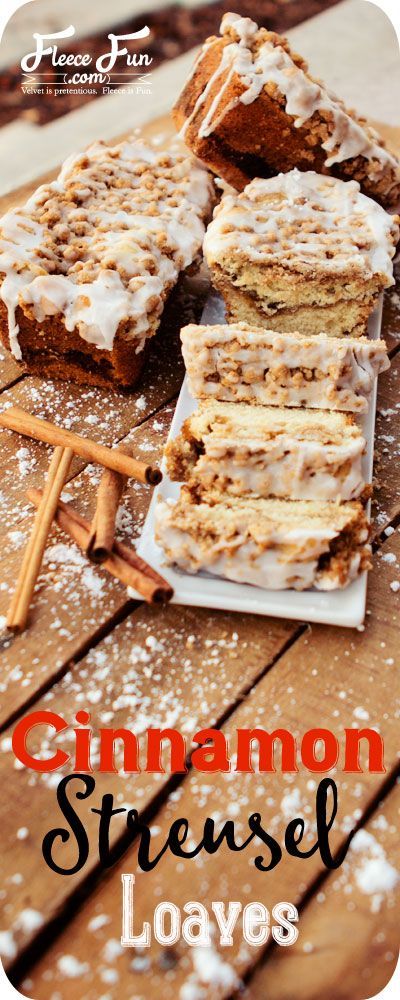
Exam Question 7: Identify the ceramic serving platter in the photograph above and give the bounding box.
[135,293,383,627]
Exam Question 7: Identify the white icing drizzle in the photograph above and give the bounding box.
[155,496,369,591]
[204,170,399,282]
[181,323,390,413]
[191,432,365,501]
[0,139,214,357]
[181,12,400,188]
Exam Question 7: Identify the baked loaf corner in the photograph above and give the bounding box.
[0,138,215,389]
[173,12,400,207]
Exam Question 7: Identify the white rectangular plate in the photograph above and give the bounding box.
[136,294,383,628]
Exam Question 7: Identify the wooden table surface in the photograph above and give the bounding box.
[0,11,400,997]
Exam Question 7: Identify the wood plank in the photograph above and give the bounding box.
[0,108,398,396]
[0,347,24,392]
[0,611,299,970]
[382,262,400,355]
[0,0,178,71]
[249,782,400,1000]
[5,528,400,995]
[0,273,397,394]
[1,0,397,195]
[0,269,197,546]
[0,265,397,396]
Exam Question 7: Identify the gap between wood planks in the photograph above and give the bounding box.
[0,397,182,729]
[4,523,398,997]
[247,779,400,1000]
[1,609,304,972]
[11,767,400,998]
[0,347,398,733]
[0,126,399,992]
[0,384,398,991]
[0,370,396,992]
[1,522,399,989]
[0,100,398,995]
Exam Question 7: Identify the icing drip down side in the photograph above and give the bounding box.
[181,12,400,189]
[0,139,215,359]
[155,496,370,591]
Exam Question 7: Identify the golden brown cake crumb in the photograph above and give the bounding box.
[166,399,367,502]
[204,170,399,337]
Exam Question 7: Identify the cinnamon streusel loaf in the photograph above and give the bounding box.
[181,322,390,413]
[166,400,367,502]
[155,489,371,591]
[0,139,215,388]
[204,171,399,337]
[173,12,400,207]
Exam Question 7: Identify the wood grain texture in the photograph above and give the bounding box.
[0,349,24,392]
[0,607,298,970]
[0,267,210,729]
[250,782,400,1000]
[382,261,400,355]
[11,529,399,998]
[0,263,208,544]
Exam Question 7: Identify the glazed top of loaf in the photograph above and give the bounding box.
[0,139,214,359]
[181,11,400,189]
[204,169,399,280]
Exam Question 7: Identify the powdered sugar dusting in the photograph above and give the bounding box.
[350,829,399,910]
[180,942,240,999]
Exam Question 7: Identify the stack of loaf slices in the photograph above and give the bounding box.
[155,168,398,592]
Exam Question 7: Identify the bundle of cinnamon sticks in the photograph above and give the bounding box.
[0,406,173,632]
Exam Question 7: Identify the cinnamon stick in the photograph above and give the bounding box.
[27,489,173,605]
[0,406,162,486]
[86,443,133,564]
[8,447,74,632]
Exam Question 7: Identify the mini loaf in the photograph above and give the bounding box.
[166,399,367,502]
[180,322,390,413]
[204,170,399,337]
[155,489,371,591]
[173,11,400,207]
[0,139,215,389]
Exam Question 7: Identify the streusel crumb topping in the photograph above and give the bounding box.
[204,169,399,280]
[0,139,214,358]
